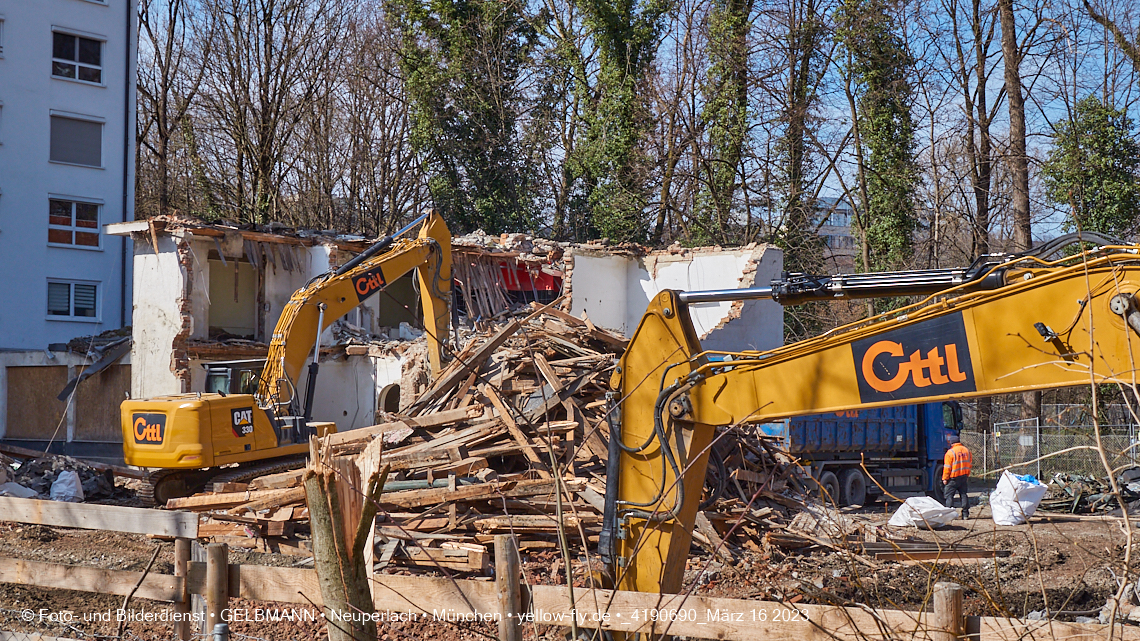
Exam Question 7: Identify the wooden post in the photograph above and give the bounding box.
[205,543,229,630]
[173,537,191,640]
[495,534,522,641]
[933,581,964,641]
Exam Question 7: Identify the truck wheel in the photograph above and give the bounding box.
[841,469,867,507]
[817,471,840,505]
[930,465,946,503]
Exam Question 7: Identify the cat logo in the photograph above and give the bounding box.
[851,313,976,403]
[132,413,166,444]
[352,266,386,302]
[231,407,255,438]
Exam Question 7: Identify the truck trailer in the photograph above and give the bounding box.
[760,401,963,506]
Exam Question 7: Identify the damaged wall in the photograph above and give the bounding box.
[131,233,186,398]
[112,222,418,434]
[568,244,784,351]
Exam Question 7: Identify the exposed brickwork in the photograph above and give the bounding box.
[170,236,194,392]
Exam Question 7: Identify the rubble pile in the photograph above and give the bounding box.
[169,302,814,570]
[0,449,131,502]
[1040,470,1140,514]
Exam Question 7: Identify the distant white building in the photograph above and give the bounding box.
[0,0,137,349]
[0,0,137,458]
[815,197,857,266]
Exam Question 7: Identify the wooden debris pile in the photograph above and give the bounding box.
[166,301,816,571]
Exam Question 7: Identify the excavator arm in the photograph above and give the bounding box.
[256,211,452,412]
[605,237,1140,596]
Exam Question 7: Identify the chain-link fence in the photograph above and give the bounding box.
[961,423,1140,481]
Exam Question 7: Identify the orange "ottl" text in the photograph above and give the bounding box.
[134,416,163,442]
[355,273,385,297]
[860,341,968,393]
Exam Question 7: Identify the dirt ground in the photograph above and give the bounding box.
[0,492,1135,641]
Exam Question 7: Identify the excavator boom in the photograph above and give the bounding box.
[257,211,452,410]
[606,238,1140,596]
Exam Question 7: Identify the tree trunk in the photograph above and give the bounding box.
[999,0,1031,251]
[303,437,388,641]
[999,0,1039,430]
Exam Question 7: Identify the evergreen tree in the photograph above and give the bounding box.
[1043,95,1140,236]
[835,0,919,272]
[387,0,540,233]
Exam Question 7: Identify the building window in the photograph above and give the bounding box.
[0,18,6,58]
[52,31,103,83]
[49,198,100,247]
[47,281,98,319]
[50,115,102,167]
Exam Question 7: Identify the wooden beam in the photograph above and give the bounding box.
[0,497,197,538]
[165,487,303,511]
[0,557,183,602]
[481,384,551,478]
[171,562,1140,641]
[380,478,583,509]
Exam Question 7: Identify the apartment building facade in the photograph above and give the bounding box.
[0,0,136,350]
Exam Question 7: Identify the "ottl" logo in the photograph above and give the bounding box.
[851,313,976,403]
[352,266,387,302]
[132,413,166,444]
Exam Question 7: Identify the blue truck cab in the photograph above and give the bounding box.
[760,401,963,506]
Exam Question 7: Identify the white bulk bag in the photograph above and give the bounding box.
[888,496,959,528]
[990,470,1047,526]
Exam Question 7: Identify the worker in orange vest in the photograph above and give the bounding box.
[943,434,973,518]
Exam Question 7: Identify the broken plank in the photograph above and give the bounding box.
[165,487,302,511]
[400,546,489,572]
[429,456,489,478]
[480,384,551,478]
[0,496,197,538]
[326,407,480,448]
[229,486,308,514]
[471,514,600,532]
[381,478,583,509]
[409,295,566,413]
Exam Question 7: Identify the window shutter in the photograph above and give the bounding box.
[50,116,102,166]
[47,282,71,315]
[73,284,97,317]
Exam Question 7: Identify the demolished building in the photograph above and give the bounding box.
[0,215,783,461]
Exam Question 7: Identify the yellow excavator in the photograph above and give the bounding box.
[603,232,1140,599]
[121,211,452,504]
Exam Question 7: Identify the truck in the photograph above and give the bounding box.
[759,401,963,507]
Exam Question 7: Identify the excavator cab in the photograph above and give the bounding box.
[204,360,265,396]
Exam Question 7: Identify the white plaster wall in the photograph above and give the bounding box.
[298,356,376,431]
[699,248,784,353]
[568,254,631,335]
[129,234,184,398]
[569,246,785,352]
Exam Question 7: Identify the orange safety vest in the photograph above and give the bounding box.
[943,442,972,480]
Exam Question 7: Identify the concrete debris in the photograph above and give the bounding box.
[0,482,38,499]
[1,452,126,501]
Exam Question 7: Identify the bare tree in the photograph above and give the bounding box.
[136,0,212,218]
[196,0,350,224]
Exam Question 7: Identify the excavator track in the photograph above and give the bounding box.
[140,456,308,507]
[208,456,308,490]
